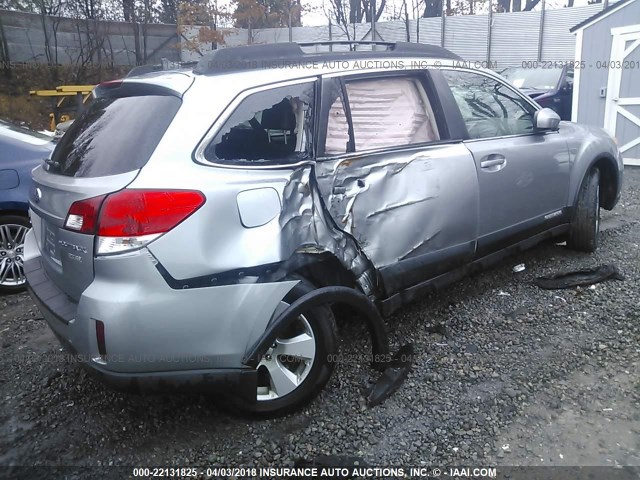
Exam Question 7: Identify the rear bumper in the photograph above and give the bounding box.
[27,269,258,402]
[29,289,257,399]
[23,229,296,401]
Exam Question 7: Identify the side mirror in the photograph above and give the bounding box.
[534,108,561,132]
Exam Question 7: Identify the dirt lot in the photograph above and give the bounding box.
[1,169,639,477]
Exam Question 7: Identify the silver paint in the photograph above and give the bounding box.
[237,188,281,228]
[24,55,623,382]
[315,143,479,268]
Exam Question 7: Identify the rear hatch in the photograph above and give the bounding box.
[29,78,186,301]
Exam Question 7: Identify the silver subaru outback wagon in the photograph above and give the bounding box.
[25,42,623,415]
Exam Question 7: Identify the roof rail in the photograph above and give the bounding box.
[193,42,461,76]
[126,59,198,78]
[298,40,397,50]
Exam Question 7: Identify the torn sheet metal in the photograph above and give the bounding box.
[315,142,478,269]
[278,166,378,296]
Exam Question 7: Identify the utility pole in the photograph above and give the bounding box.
[288,1,293,42]
[487,0,492,63]
[537,0,545,61]
[441,0,445,47]
[371,0,376,47]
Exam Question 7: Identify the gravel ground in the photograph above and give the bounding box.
[1,169,639,475]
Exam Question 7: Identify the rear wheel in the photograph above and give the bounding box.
[0,215,30,294]
[240,278,338,416]
[567,168,600,253]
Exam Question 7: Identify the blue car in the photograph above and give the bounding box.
[501,65,574,121]
[0,119,54,293]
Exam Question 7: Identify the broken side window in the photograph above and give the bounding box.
[344,76,440,152]
[204,81,315,165]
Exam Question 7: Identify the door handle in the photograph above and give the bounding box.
[480,155,507,171]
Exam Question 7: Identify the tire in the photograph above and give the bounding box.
[0,215,30,294]
[237,277,338,416]
[567,168,600,253]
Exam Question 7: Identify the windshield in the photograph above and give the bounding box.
[502,68,563,91]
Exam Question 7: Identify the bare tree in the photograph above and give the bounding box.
[160,0,178,23]
[63,0,124,75]
[496,0,548,12]
[423,0,441,17]
[325,0,386,40]
[0,14,11,78]
[123,0,135,21]
[402,0,410,40]
[36,0,64,64]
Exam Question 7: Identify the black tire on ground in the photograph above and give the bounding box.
[0,215,31,295]
[567,167,600,253]
[236,277,338,416]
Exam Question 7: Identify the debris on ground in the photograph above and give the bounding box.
[512,263,526,273]
[534,264,625,290]
[367,344,413,407]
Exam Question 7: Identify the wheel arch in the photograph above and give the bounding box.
[592,155,619,210]
[571,154,619,211]
[287,252,371,325]
[291,252,359,291]
[0,207,30,220]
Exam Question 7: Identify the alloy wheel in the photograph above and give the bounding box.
[0,224,29,287]
[256,315,316,401]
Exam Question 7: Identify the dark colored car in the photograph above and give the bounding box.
[501,65,574,120]
[0,119,54,293]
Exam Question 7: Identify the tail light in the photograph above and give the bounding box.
[65,195,106,234]
[97,79,122,89]
[64,189,205,255]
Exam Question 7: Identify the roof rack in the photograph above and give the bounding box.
[126,59,198,78]
[298,40,397,50]
[193,41,461,76]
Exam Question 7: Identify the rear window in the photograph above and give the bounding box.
[48,94,181,177]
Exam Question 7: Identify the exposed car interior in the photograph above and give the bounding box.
[211,96,308,162]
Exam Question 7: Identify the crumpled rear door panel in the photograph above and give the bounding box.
[315,142,479,294]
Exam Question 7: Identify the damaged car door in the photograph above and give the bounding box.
[314,72,479,296]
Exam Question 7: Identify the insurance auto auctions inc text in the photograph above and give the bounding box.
[240,466,498,477]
